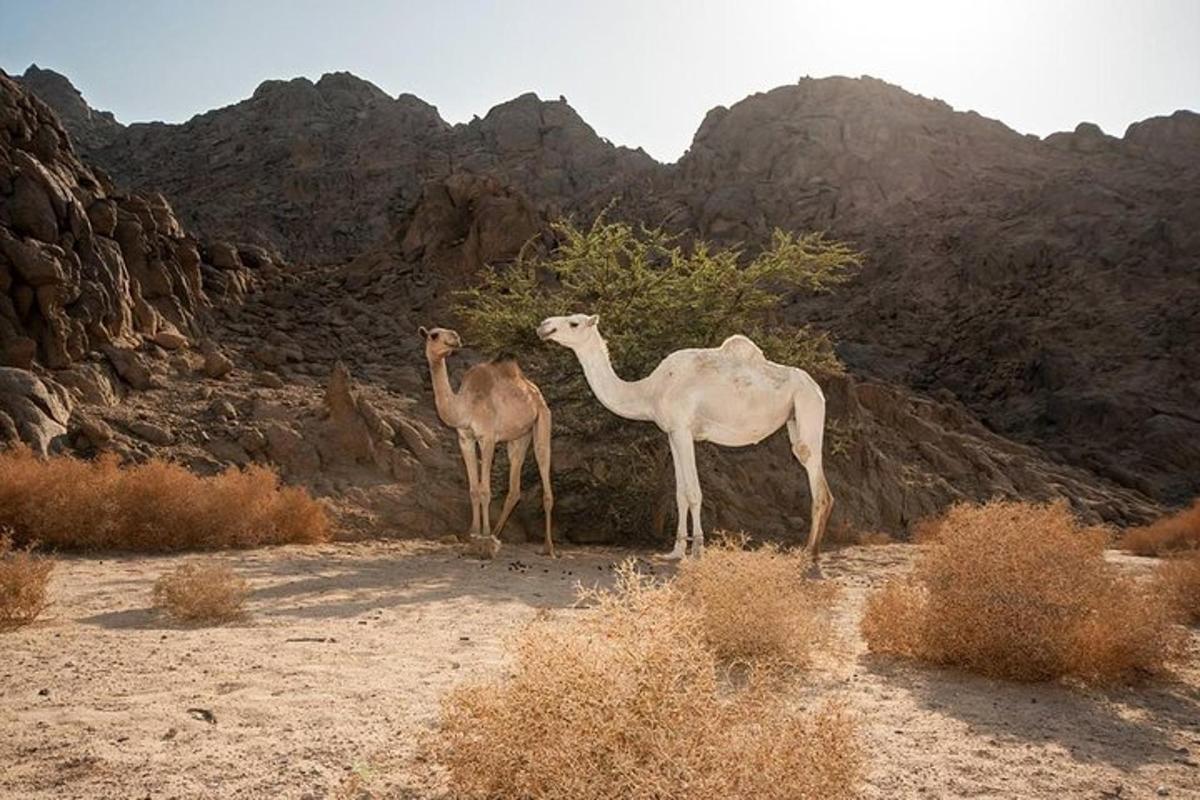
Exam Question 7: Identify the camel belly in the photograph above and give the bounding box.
[688,388,793,446]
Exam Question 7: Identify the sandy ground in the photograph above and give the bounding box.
[2,541,1198,799]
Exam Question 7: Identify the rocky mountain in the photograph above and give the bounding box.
[6,65,1197,542]
[17,67,656,266]
[666,77,1200,505]
[16,65,123,151]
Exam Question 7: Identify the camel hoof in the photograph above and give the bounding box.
[662,548,687,561]
[540,546,557,558]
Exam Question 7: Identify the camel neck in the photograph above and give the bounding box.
[426,354,462,427]
[575,334,653,422]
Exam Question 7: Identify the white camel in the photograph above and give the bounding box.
[537,314,833,560]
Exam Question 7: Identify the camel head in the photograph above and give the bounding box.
[537,313,599,349]
[418,326,462,359]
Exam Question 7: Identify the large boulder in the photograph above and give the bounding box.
[0,366,72,454]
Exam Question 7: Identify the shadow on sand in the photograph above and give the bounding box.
[863,652,1200,772]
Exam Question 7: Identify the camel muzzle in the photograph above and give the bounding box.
[537,324,556,341]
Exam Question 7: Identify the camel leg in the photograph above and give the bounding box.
[532,406,555,557]
[478,435,497,539]
[456,430,481,540]
[787,412,834,562]
[671,430,704,559]
[492,435,530,542]
[664,432,689,560]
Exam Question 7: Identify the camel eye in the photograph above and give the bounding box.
[570,322,578,328]
[430,332,439,340]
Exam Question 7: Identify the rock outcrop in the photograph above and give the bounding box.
[0,72,274,455]
[16,65,122,151]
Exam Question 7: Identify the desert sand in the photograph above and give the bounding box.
[2,542,1197,799]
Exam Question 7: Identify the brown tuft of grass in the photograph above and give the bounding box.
[1156,552,1200,624]
[675,533,837,668]
[0,533,55,630]
[152,561,249,623]
[1121,500,1200,556]
[433,562,861,800]
[0,445,331,551]
[861,500,1185,684]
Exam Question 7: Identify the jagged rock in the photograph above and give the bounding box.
[202,348,234,379]
[0,73,260,371]
[16,65,123,150]
[102,345,153,390]
[126,419,173,445]
[71,410,113,446]
[152,326,189,350]
[2,336,36,369]
[205,241,242,270]
[263,421,320,474]
[206,437,250,466]
[208,398,237,420]
[54,362,121,405]
[0,367,71,454]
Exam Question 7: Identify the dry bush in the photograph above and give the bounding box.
[675,534,837,667]
[433,563,861,800]
[1122,500,1200,556]
[1156,552,1200,624]
[152,561,248,623]
[861,500,1185,684]
[0,534,55,630]
[0,446,330,551]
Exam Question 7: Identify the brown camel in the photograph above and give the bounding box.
[420,326,555,556]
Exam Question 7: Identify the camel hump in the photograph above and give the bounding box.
[719,334,765,361]
[489,354,524,377]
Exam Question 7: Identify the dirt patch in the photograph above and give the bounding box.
[1,543,1197,799]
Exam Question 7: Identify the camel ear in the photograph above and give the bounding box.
[418,326,429,339]
[587,315,599,327]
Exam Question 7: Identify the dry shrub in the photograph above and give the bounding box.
[0,446,330,551]
[152,561,248,623]
[1156,552,1200,624]
[433,563,861,800]
[1122,500,1200,556]
[675,534,837,667]
[0,534,55,630]
[862,500,1185,684]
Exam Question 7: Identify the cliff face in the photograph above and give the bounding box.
[11,66,1200,531]
[0,71,269,373]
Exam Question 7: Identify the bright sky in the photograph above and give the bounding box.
[2,0,1197,162]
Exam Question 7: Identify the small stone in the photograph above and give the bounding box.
[152,329,190,350]
[127,420,174,446]
[203,349,234,379]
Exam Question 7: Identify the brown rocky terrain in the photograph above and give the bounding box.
[4,66,1196,544]
[669,77,1200,508]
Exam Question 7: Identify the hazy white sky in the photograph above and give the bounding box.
[2,0,1197,161]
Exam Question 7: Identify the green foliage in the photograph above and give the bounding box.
[453,218,859,540]
[457,219,857,381]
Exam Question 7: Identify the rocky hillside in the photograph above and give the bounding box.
[668,77,1200,505]
[7,65,1196,542]
[17,67,655,266]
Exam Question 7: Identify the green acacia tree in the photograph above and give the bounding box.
[453,217,860,540]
